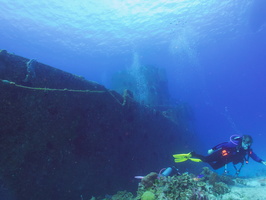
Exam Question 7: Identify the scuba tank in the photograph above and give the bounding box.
[161,166,180,176]
[161,167,173,176]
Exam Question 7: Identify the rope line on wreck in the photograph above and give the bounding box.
[0,79,106,93]
[0,79,126,106]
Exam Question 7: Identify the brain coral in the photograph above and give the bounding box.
[141,191,155,200]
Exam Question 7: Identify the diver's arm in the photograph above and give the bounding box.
[208,142,231,154]
[210,142,229,151]
[249,150,265,164]
[209,142,235,153]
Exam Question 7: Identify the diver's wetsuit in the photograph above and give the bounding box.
[191,141,263,170]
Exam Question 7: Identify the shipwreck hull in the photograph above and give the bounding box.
[0,50,194,200]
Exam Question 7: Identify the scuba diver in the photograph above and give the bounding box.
[173,135,266,175]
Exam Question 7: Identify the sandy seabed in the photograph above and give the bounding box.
[223,177,266,200]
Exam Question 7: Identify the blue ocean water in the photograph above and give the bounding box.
[1,0,266,177]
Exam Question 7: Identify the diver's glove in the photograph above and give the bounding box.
[261,161,266,165]
[208,149,214,155]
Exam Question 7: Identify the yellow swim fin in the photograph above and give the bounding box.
[173,153,202,163]
[173,153,192,163]
[173,153,192,159]
[189,158,202,162]
[174,157,189,163]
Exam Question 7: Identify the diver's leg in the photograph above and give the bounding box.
[208,161,226,170]
[193,151,226,170]
[190,152,207,162]
[204,150,222,162]
[206,153,227,170]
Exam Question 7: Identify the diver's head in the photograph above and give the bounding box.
[241,135,253,150]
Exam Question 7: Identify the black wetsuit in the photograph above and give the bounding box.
[192,141,263,170]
